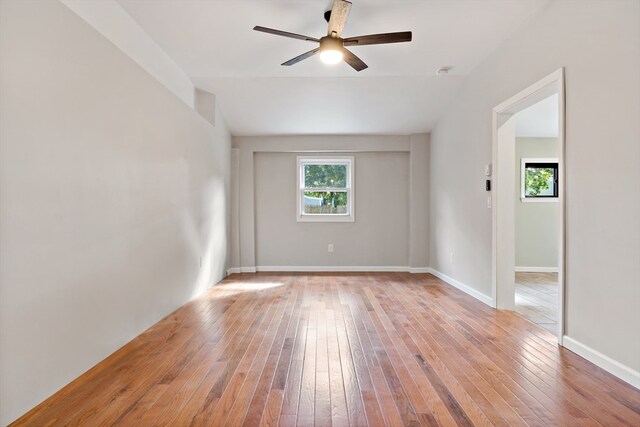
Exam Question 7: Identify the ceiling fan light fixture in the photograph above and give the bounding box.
[320,48,343,64]
[319,36,344,65]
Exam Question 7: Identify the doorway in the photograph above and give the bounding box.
[491,69,565,344]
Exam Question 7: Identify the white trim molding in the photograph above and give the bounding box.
[296,156,355,223]
[228,267,258,274]
[515,266,559,273]
[230,266,436,274]
[563,336,640,389]
[255,266,409,273]
[428,269,494,307]
[492,68,566,344]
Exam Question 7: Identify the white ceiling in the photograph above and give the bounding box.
[516,94,559,138]
[117,0,550,135]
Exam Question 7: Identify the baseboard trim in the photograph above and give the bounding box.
[230,266,438,274]
[428,268,494,307]
[227,267,257,274]
[514,266,559,273]
[562,336,640,389]
[254,266,410,273]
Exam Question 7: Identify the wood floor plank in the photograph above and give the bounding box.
[346,297,402,425]
[280,299,310,418]
[396,277,559,426]
[326,308,349,427]
[260,390,284,427]
[296,314,317,425]
[407,273,640,425]
[332,287,368,426]
[226,287,298,426]
[336,286,388,426]
[10,272,640,427]
[207,287,290,426]
[245,284,303,426]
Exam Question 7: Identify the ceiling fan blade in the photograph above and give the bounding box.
[342,48,368,72]
[343,31,412,46]
[327,0,352,38]
[282,48,321,66]
[253,26,320,43]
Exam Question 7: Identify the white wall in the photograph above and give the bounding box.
[430,0,639,377]
[232,135,429,271]
[0,1,231,424]
[515,138,559,269]
[60,0,195,107]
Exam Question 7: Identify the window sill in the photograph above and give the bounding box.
[520,197,558,203]
[297,214,355,223]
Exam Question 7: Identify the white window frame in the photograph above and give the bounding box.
[297,156,354,222]
[520,157,559,203]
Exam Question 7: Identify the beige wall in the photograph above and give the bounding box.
[254,152,410,267]
[430,0,639,375]
[515,138,559,269]
[232,134,429,271]
[0,1,231,424]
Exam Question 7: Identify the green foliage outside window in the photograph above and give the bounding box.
[524,167,554,196]
[303,163,348,213]
[304,164,347,188]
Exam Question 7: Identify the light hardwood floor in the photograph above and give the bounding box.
[12,273,640,426]
[515,272,558,334]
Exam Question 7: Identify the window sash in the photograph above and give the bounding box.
[301,162,350,189]
[300,187,349,192]
[300,189,350,216]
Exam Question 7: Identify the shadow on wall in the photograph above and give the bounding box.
[182,178,228,299]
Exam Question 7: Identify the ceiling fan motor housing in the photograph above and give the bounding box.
[320,36,343,51]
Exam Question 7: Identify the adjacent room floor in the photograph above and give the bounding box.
[515,272,558,334]
[14,273,639,426]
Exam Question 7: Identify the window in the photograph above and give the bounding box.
[521,158,558,201]
[297,156,354,222]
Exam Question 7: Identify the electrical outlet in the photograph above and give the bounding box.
[450,251,455,264]
[328,243,334,253]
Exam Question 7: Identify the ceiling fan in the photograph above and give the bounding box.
[253,0,412,72]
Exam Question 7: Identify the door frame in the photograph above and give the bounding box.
[491,68,566,344]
